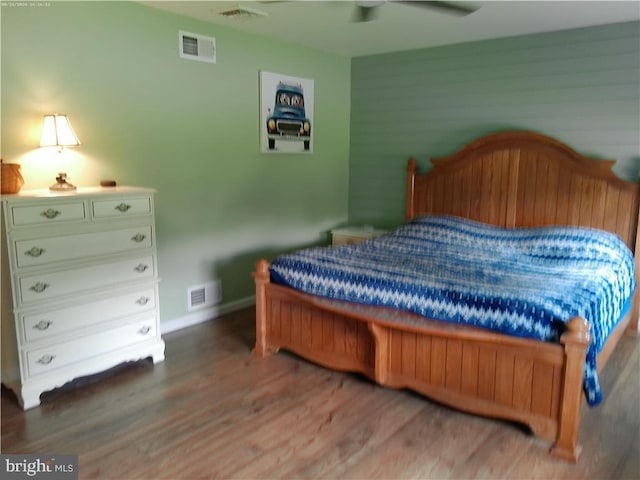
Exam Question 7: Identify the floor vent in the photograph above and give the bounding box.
[188,281,221,311]
[179,30,216,64]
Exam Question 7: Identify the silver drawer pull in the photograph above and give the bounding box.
[131,233,146,243]
[25,247,46,257]
[36,354,55,365]
[29,282,50,293]
[137,325,152,335]
[134,264,149,273]
[41,208,61,219]
[33,320,53,331]
[136,296,150,305]
[115,203,132,212]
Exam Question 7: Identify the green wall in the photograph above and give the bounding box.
[1,1,351,323]
[349,21,640,227]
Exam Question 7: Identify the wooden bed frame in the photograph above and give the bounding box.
[253,131,640,462]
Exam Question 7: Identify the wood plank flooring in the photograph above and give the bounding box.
[2,307,638,479]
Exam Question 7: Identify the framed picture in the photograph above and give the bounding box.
[260,71,314,154]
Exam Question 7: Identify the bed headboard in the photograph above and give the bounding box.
[406,131,640,330]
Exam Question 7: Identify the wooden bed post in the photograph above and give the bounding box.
[551,317,590,462]
[368,323,390,385]
[253,259,272,357]
[406,158,417,221]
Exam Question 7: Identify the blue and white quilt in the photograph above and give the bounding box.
[270,215,636,406]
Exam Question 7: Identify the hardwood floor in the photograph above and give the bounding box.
[2,307,638,479]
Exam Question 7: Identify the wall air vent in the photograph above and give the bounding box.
[179,30,216,64]
[188,281,222,311]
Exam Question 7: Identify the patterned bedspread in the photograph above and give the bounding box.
[270,215,636,406]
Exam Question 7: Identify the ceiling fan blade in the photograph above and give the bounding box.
[398,1,480,16]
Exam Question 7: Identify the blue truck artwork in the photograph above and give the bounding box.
[266,82,311,151]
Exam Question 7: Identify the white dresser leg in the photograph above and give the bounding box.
[19,384,43,410]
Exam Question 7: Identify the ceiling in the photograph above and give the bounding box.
[141,1,640,57]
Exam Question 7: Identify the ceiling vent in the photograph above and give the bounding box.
[219,5,268,19]
[179,30,216,64]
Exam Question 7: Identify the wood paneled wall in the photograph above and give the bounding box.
[350,21,640,227]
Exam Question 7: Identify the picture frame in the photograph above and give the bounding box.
[259,71,314,154]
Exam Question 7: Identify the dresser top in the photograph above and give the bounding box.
[1,186,155,200]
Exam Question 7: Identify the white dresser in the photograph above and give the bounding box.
[1,187,165,409]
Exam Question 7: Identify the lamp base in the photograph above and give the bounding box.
[49,173,76,192]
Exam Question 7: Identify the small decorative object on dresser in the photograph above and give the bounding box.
[331,225,389,245]
[0,186,165,409]
[1,159,24,194]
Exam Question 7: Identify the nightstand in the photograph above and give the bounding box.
[331,226,389,246]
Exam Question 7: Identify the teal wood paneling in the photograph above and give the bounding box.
[349,21,640,227]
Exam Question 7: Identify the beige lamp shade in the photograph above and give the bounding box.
[40,114,81,149]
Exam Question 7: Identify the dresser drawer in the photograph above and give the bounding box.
[92,197,151,218]
[9,201,86,227]
[25,317,158,377]
[18,255,155,305]
[21,287,157,344]
[15,226,153,268]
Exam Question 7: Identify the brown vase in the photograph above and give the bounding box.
[1,160,25,194]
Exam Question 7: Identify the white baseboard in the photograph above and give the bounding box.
[160,295,255,335]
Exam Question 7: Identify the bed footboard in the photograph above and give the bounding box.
[253,259,590,461]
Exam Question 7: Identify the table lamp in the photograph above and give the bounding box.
[39,114,81,192]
